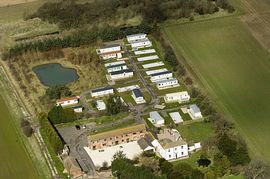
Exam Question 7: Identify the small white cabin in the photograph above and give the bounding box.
[56,96,79,107]
[156,78,179,89]
[108,69,133,80]
[127,33,147,42]
[96,44,122,60]
[164,91,190,103]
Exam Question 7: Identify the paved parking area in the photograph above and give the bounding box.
[84,141,142,167]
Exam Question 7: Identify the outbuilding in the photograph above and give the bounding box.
[169,112,183,124]
[72,105,83,113]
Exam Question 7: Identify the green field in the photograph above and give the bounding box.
[0,95,38,179]
[163,17,270,161]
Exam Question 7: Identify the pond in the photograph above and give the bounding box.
[33,63,79,86]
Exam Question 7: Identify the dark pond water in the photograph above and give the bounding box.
[33,63,79,86]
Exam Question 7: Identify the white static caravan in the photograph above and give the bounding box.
[142,62,165,69]
[117,85,140,93]
[56,96,79,107]
[149,111,165,127]
[132,89,146,104]
[130,38,152,49]
[134,49,156,55]
[146,68,168,75]
[107,64,128,73]
[96,100,106,111]
[169,112,183,124]
[137,55,159,62]
[91,86,114,98]
[150,71,173,82]
[127,33,147,43]
[96,44,122,60]
[156,78,179,90]
[109,69,134,80]
[164,91,190,103]
[188,104,203,119]
[104,61,125,67]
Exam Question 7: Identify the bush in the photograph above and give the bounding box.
[48,105,76,124]
[22,125,33,137]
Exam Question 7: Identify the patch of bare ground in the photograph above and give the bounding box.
[240,0,270,53]
[0,0,39,7]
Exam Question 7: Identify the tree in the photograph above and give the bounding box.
[212,152,231,177]
[45,85,72,100]
[20,118,33,137]
[244,160,270,179]
[159,158,173,178]
[48,105,76,124]
[106,95,127,115]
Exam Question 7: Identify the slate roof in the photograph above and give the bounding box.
[151,71,172,77]
[91,86,113,93]
[110,69,133,75]
[132,89,143,98]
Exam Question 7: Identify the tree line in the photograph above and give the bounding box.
[2,23,153,60]
[39,113,64,154]
[27,0,234,29]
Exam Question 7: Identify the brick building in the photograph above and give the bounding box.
[88,124,147,150]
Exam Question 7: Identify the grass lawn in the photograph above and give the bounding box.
[163,17,270,161]
[172,150,202,168]
[177,122,214,143]
[0,95,39,179]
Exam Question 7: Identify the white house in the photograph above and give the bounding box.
[156,78,179,90]
[130,38,152,49]
[152,139,189,160]
[146,68,168,75]
[150,71,173,82]
[106,64,128,73]
[137,55,159,62]
[127,33,147,42]
[117,85,140,93]
[164,91,190,103]
[108,69,134,80]
[56,96,79,107]
[134,49,156,55]
[104,61,125,67]
[96,44,122,60]
[91,86,114,98]
[142,62,164,69]
[188,104,203,119]
[96,100,106,111]
[72,105,83,113]
[169,112,183,124]
[131,89,146,104]
[149,111,165,127]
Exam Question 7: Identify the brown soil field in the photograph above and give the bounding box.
[237,0,270,53]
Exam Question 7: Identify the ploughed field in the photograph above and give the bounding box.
[0,95,38,179]
[163,17,270,161]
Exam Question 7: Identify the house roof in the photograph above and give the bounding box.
[150,71,172,77]
[110,69,133,75]
[100,44,121,49]
[162,140,187,149]
[169,112,183,123]
[106,63,126,69]
[127,33,146,38]
[137,136,154,150]
[91,86,113,93]
[56,96,79,103]
[150,111,164,123]
[190,104,200,113]
[89,124,146,141]
[132,89,143,98]
[156,78,177,84]
[72,105,83,109]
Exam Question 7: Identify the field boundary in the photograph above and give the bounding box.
[0,65,57,178]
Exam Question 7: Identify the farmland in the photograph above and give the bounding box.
[163,17,270,161]
[0,95,38,179]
